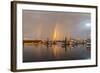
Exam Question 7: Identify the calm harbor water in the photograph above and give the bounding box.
[23,43,91,62]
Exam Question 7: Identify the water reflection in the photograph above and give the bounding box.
[23,43,91,62]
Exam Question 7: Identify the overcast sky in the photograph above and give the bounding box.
[23,10,91,40]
